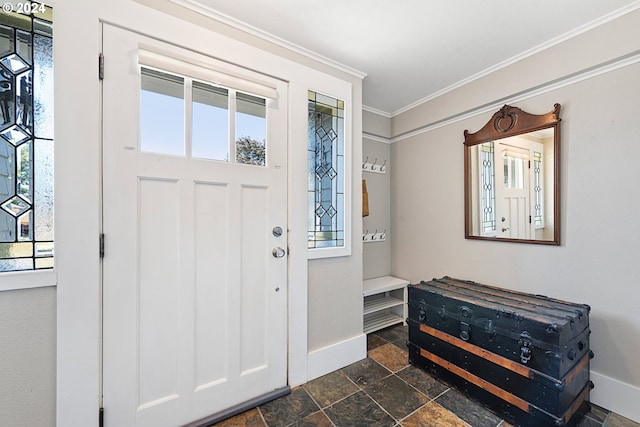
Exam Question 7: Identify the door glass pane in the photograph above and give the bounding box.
[192,81,228,161]
[236,92,266,166]
[140,67,184,156]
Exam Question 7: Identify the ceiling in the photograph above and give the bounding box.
[175,0,639,116]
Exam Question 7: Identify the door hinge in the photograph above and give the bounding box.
[529,215,532,224]
[99,233,105,258]
[99,53,104,80]
[99,407,104,427]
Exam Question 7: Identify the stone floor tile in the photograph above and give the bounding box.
[434,388,501,427]
[292,410,335,427]
[324,390,395,427]
[401,401,470,427]
[303,370,359,408]
[259,387,319,427]
[605,412,640,427]
[213,408,266,426]
[340,357,391,388]
[396,365,449,399]
[368,334,389,351]
[365,374,429,420]
[374,324,408,344]
[368,343,410,373]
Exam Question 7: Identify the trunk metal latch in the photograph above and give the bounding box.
[519,332,533,364]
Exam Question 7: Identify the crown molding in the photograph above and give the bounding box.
[363,132,392,144]
[362,105,392,119]
[169,0,367,80]
[390,49,640,144]
[390,0,640,118]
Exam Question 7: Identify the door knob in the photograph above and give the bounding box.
[272,247,286,258]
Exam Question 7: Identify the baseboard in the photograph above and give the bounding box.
[590,371,640,423]
[307,333,367,381]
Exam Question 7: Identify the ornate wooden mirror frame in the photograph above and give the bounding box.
[464,104,561,245]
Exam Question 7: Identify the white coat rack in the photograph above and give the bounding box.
[362,157,387,174]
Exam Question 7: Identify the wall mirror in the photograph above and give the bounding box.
[464,104,561,245]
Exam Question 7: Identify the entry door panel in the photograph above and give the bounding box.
[102,24,288,427]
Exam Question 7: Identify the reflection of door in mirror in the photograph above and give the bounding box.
[469,129,552,240]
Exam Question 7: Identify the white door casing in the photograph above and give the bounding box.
[102,24,288,427]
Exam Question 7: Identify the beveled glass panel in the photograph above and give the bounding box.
[16,70,32,131]
[35,256,52,269]
[2,195,29,216]
[1,124,28,144]
[192,81,228,161]
[0,258,32,271]
[0,210,14,242]
[16,30,31,65]
[0,241,32,258]
[0,53,28,74]
[34,138,52,241]
[17,136,30,202]
[17,209,30,240]
[0,139,16,198]
[33,19,52,37]
[0,71,15,130]
[33,34,52,139]
[140,67,185,156]
[35,241,52,257]
[235,92,266,166]
[0,12,31,32]
[0,25,14,57]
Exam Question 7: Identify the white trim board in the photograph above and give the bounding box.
[591,371,640,424]
[307,334,367,381]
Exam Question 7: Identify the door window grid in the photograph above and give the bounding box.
[0,7,53,272]
[140,67,267,166]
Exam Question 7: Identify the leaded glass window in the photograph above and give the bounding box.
[533,150,543,227]
[307,90,345,249]
[0,7,53,271]
[480,141,495,234]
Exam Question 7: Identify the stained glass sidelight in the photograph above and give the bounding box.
[533,151,543,226]
[480,142,496,234]
[0,7,53,271]
[307,90,344,249]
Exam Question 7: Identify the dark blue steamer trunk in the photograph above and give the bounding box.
[407,277,593,427]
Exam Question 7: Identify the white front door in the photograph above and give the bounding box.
[101,25,288,427]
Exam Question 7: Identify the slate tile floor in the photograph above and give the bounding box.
[213,324,640,427]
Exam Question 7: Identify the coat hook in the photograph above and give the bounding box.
[362,156,368,169]
[380,159,387,171]
[363,230,369,241]
[371,158,378,170]
[380,229,387,239]
[372,229,378,240]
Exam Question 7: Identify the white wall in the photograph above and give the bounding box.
[390,9,640,422]
[0,287,56,425]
